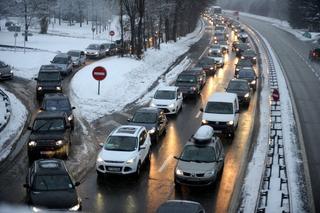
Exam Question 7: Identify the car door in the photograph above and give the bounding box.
[176,90,183,109]
[138,130,148,162]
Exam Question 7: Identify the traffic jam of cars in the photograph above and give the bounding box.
[1,8,260,212]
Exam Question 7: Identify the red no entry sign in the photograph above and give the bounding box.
[92,66,107,81]
[109,31,115,36]
[272,89,280,102]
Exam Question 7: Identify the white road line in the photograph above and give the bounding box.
[195,111,201,118]
[158,155,173,173]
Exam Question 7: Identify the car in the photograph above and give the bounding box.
[226,79,251,106]
[51,53,73,75]
[208,51,224,68]
[241,49,257,64]
[189,67,207,88]
[0,60,13,80]
[215,25,228,38]
[96,125,151,177]
[24,159,81,211]
[213,31,227,44]
[102,42,118,56]
[150,86,183,115]
[174,125,224,188]
[175,71,202,97]
[196,57,217,75]
[236,67,258,91]
[128,107,167,142]
[219,40,229,54]
[27,111,72,162]
[67,50,86,67]
[235,58,253,76]
[208,44,222,54]
[35,67,63,100]
[235,43,250,58]
[238,29,248,42]
[201,92,240,138]
[157,200,205,213]
[85,43,106,59]
[309,48,320,61]
[41,93,76,129]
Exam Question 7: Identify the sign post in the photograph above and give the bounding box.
[92,66,107,95]
[272,88,280,102]
[109,30,115,43]
[14,32,18,52]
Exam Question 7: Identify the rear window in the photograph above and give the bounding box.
[176,74,196,83]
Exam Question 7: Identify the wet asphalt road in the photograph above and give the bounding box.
[0,21,258,213]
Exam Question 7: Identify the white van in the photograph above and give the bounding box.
[201,92,239,138]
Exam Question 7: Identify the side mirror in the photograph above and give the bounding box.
[72,106,76,110]
[23,183,30,188]
[74,181,80,187]
[173,156,179,160]
[27,126,32,130]
[99,143,104,147]
[200,108,204,112]
[139,146,146,150]
[127,118,131,122]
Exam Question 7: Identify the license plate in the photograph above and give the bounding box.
[108,167,121,172]
[214,130,222,133]
[40,151,53,155]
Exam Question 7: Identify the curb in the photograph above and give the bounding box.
[0,89,11,133]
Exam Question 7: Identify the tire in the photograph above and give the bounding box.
[134,162,141,179]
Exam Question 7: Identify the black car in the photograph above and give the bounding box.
[128,107,167,142]
[237,68,257,90]
[157,200,205,213]
[241,49,257,64]
[41,93,76,129]
[175,71,202,97]
[226,79,251,106]
[0,60,13,80]
[197,57,216,75]
[35,66,63,100]
[103,42,118,56]
[51,53,73,75]
[189,67,206,88]
[235,59,253,76]
[27,111,72,161]
[24,159,81,211]
[235,43,250,58]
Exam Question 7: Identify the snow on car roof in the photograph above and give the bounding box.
[208,92,237,103]
[113,125,142,137]
[157,86,177,91]
[193,125,214,141]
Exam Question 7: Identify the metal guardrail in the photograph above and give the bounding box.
[0,89,11,132]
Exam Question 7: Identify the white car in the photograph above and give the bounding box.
[208,51,224,68]
[96,125,151,177]
[201,92,240,138]
[150,86,183,115]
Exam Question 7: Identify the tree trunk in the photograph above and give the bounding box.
[40,17,48,34]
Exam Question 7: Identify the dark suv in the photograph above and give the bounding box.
[35,66,63,100]
[24,159,81,211]
[27,111,72,161]
[41,93,76,129]
[226,79,251,106]
[175,71,202,97]
[128,107,167,142]
[197,57,216,76]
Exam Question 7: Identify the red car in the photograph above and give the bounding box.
[309,48,320,61]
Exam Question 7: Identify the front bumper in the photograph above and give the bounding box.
[175,174,217,186]
[96,161,137,175]
[153,105,177,114]
[0,73,13,80]
[28,144,67,159]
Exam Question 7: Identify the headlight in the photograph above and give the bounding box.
[241,56,245,59]
[204,170,216,177]
[236,68,239,71]
[217,50,221,53]
[68,114,74,121]
[32,206,41,212]
[10,70,13,73]
[28,141,37,147]
[202,119,208,124]
[97,156,104,162]
[148,127,156,134]
[56,140,63,146]
[150,102,156,107]
[175,168,183,176]
[251,80,256,85]
[37,86,42,91]
[126,157,136,164]
[190,86,196,91]
[236,48,239,51]
[244,93,250,98]
[253,57,257,60]
[227,120,234,126]
[168,103,174,108]
[210,67,214,70]
[69,203,81,211]
[84,51,87,54]
[214,36,217,40]
[56,86,62,91]
[94,51,98,54]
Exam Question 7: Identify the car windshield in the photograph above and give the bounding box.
[239,70,256,78]
[237,60,252,67]
[176,74,196,83]
[87,44,99,49]
[44,99,70,111]
[180,145,216,162]
[227,81,249,91]
[104,136,137,151]
[244,50,256,56]
[205,102,233,114]
[33,118,65,131]
[199,58,214,65]
[33,175,73,191]
[67,51,80,57]
[154,90,176,100]
[38,72,60,81]
[211,44,220,49]
[132,112,157,123]
[104,43,111,48]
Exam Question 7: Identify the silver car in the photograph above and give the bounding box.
[50,53,73,75]
[0,61,13,80]
[67,50,86,67]
[174,125,224,188]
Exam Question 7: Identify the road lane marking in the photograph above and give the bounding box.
[195,111,201,118]
[158,155,173,173]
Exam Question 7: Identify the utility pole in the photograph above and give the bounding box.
[23,0,28,42]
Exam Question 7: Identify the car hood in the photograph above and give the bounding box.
[86,49,98,52]
[239,77,255,81]
[30,132,66,141]
[37,81,61,86]
[177,160,219,173]
[45,109,72,117]
[202,112,234,122]
[151,98,176,106]
[128,122,156,131]
[99,149,136,162]
[30,190,78,209]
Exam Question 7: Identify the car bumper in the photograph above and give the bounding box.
[86,53,100,58]
[175,174,217,186]
[28,145,67,159]
[153,106,177,114]
[96,161,137,175]
[201,121,234,134]
[0,73,13,80]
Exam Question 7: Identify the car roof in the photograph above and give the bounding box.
[157,86,177,91]
[39,65,62,72]
[136,107,161,114]
[35,111,67,119]
[208,92,237,103]
[111,125,144,137]
[157,200,203,213]
[34,159,68,175]
[43,93,69,100]
[54,53,69,58]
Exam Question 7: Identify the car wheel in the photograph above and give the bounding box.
[135,162,141,179]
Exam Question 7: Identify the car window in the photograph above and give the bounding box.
[104,136,137,151]
[33,118,66,131]
[154,90,176,100]
[176,74,197,83]
[38,72,61,81]
[180,145,216,162]
[132,112,157,124]
[33,175,73,191]
[205,102,234,114]
[52,57,68,64]
[44,99,71,111]
[227,81,249,91]
[67,51,79,57]
[239,70,256,78]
